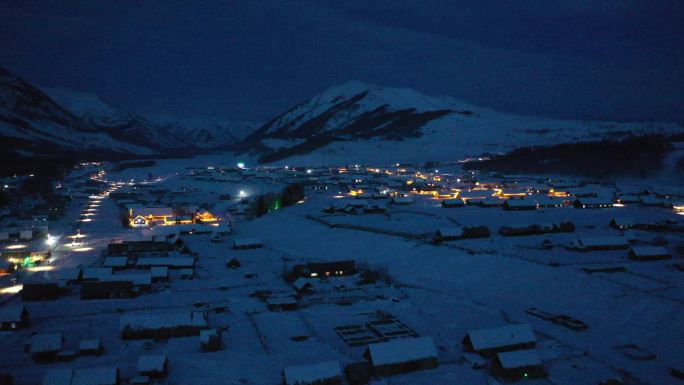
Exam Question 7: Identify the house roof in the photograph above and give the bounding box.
[283,360,341,385]
[496,349,542,369]
[200,328,219,343]
[466,324,535,352]
[366,336,437,366]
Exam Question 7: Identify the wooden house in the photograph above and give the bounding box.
[441,198,465,208]
[435,227,461,242]
[81,281,134,300]
[463,324,536,357]
[503,198,538,211]
[283,361,342,385]
[0,305,28,330]
[120,311,208,340]
[137,355,168,379]
[78,339,103,355]
[570,236,629,251]
[574,197,613,209]
[364,337,438,376]
[200,329,222,352]
[232,238,263,250]
[22,282,60,301]
[30,333,63,361]
[293,260,357,278]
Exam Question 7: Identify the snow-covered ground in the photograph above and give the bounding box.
[1,156,683,385]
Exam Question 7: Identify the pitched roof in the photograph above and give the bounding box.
[366,336,437,366]
[283,361,341,385]
[496,349,542,369]
[466,324,535,351]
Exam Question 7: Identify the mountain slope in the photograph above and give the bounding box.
[237,81,678,165]
[153,116,257,150]
[45,88,256,150]
[0,67,153,156]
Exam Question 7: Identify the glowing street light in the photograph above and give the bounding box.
[237,162,245,169]
[45,234,58,247]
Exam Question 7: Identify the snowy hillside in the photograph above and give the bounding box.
[0,68,154,156]
[238,81,677,165]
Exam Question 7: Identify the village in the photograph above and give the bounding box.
[1,155,684,385]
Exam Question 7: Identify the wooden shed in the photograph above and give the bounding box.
[463,324,536,357]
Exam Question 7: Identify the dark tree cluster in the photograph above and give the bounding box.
[464,135,673,178]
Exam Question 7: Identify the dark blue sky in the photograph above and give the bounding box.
[1,0,682,122]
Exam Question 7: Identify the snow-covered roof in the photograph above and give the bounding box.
[0,305,25,322]
[293,277,316,290]
[120,311,208,332]
[71,367,118,385]
[232,238,262,247]
[30,333,63,353]
[200,328,219,343]
[496,349,542,369]
[83,267,112,280]
[466,324,535,351]
[101,272,151,286]
[577,236,628,248]
[283,360,342,385]
[136,257,194,268]
[366,336,437,366]
[437,227,461,238]
[630,246,669,257]
[78,339,101,351]
[102,256,128,268]
[137,354,167,373]
[505,198,537,207]
[150,266,169,277]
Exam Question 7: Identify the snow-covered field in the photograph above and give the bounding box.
[1,155,683,385]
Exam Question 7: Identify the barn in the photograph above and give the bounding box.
[364,337,438,376]
[463,324,536,357]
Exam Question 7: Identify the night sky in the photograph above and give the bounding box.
[1,0,682,122]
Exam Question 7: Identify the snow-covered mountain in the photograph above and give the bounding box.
[0,67,154,156]
[238,80,677,165]
[45,88,256,151]
[153,116,256,150]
